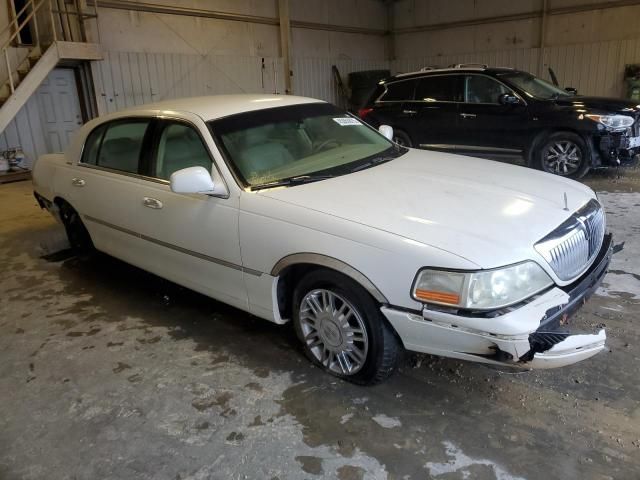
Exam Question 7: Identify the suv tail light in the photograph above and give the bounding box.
[358,107,373,119]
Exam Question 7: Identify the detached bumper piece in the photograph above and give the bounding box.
[382,234,612,370]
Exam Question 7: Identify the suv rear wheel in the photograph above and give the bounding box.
[533,132,590,179]
[392,130,412,148]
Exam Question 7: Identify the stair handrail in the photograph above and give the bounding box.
[1,0,49,93]
[0,0,47,53]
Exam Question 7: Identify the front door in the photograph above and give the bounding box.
[456,74,529,151]
[36,68,83,152]
[133,117,248,311]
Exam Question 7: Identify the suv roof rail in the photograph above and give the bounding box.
[420,65,441,71]
[448,63,488,69]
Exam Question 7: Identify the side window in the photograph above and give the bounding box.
[415,76,461,102]
[381,79,416,101]
[154,122,212,181]
[97,120,150,173]
[465,75,511,104]
[81,125,106,165]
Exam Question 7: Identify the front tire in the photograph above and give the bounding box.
[533,132,590,179]
[293,269,400,385]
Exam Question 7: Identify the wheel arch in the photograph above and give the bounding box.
[526,128,594,167]
[271,253,388,321]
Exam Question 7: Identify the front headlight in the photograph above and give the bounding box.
[412,262,553,310]
[584,114,634,131]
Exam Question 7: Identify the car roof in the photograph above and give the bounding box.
[385,66,519,83]
[119,94,325,121]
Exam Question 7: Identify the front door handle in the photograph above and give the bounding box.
[403,109,417,115]
[142,197,163,209]
[71,178,85,187]
[460,113,477,119]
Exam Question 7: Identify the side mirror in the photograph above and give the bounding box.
[565,87,578,95]
[379,125,394,141]
[170,166,215,194]
[498,93,521,105]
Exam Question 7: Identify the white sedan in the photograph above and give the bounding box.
[33,94,611,384]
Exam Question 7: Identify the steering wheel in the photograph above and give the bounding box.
[312,138,340,153]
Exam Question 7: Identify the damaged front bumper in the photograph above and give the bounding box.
[595,131,640,166]
[382,233,613,369]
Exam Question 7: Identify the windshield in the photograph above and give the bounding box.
[497,71,571,100]
[209,103,403,189]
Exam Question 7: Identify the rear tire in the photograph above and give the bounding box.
[292,269,400,385]
[532,132,590,179]
[59,202,93,251]
[393,130,413,148]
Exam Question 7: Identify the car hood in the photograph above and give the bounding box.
[258,149,596,269]
[555,95,640,115]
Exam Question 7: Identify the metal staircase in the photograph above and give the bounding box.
[0,0,102,133]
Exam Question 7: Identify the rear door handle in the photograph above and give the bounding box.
[460,113,477,119]
[142,197,163,209]
[403,109,417,115]
[71,178,85,187]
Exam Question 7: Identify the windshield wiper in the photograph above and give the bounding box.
[251,174,336,191]
[350,155,395,173]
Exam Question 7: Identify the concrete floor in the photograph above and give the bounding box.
[1,165,639,480]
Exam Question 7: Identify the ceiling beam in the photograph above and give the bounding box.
[90,0,387,36]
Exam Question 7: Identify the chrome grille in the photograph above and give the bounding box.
[535,199,606,281]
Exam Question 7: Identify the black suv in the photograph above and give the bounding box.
[359,65,640,178]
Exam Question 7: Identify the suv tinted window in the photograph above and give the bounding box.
[97,120,150,173]
[154,122,212,180]
[464,75,511,103]
[381,79,416,101]
[415,75,461,102]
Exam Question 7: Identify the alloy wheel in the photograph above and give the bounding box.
[543,140,582,176]
[298,289,369,375]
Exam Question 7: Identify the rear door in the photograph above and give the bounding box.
[456,74,529,151]
[369,77,418,140]
[62,117,156,263]
[409,74,462,148]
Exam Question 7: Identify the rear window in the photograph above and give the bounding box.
[380,79,416,102]
[81,119,151,174]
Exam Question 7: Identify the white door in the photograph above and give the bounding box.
[36,68,83,152]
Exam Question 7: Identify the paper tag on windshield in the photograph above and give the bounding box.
[333,117,362,126]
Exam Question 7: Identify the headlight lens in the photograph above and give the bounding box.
[412,262,553,310]
[585,114,634,131]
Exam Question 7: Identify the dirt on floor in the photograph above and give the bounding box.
[0,165,639,480]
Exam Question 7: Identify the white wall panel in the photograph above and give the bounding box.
[292,57,390,106]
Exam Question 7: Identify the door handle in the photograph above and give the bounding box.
[403,109,417,115]
[142,197,163,209]
[460,113,477,119]
[71,178,85,187]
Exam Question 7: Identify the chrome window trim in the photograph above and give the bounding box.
[77,114,230,199]
[376,72,528,106]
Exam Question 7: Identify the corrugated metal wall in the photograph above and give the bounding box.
[90,51,286,114]
[292,57,390,106]
[3,37,640,166]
